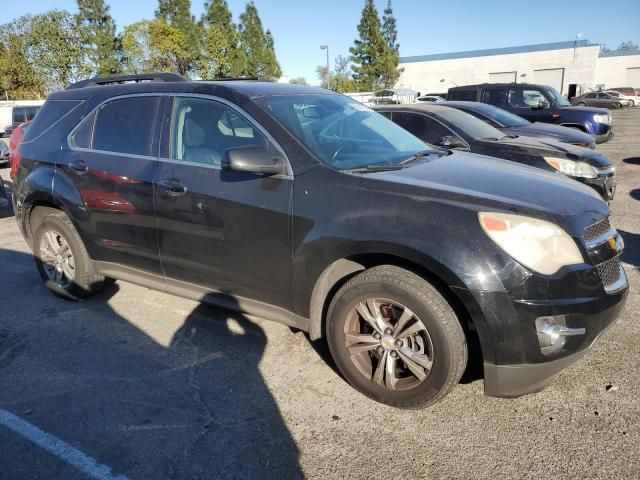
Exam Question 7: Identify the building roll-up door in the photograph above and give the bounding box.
[534,68,565,93]
[627,68,640,88]
[489,71,517,83]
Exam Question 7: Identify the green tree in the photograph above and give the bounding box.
[0,20,45,99]
[349,0,387,91]
[198,0,244,78]
[26,10,92,91]
[120,19,189,74]
[380,0,401,87]
[75,0,120,75]
[333,54,355,93]
[289,77,308,85]
[155,0,198,75]
[238,2,281,79]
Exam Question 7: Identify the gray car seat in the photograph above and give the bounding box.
[183,117,221,165]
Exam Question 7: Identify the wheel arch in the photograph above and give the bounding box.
[559,123,588,133]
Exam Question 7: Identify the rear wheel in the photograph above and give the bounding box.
[32,208,107,300]
[326,265,467,409]
[577,102,586,107]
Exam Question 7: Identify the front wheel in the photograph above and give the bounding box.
[326,266,467,409]
[577,102,586,107]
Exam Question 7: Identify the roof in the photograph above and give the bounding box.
[400,39,598,64]
[51,79,331,101]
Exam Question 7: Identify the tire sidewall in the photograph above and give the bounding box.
[33,214,89,300]
[327,279,457,407]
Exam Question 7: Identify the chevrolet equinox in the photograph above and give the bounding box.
[11,74,628,408]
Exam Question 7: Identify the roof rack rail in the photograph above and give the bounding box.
[199,76,262,82]
[66,73,187,90]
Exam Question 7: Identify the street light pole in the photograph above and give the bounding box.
[320,45,330,89]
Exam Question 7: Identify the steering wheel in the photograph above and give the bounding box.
[330,142,356,163]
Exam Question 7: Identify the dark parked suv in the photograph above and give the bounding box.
[12,74,628,408]
[448,83,614,143]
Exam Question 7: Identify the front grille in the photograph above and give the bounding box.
[584,217,611,241]
[597,256,622,289]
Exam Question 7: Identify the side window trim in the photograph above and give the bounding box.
[68,92,293,177]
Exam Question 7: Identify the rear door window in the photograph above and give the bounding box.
[91,96,161,156]
[483,89,505,107]
[448,89,477,101]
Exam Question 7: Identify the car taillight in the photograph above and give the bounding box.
[9,148,21,180]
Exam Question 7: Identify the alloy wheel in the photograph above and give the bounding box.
[39,230,75,288]
[344,298,434,391]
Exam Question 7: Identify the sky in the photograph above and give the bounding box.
[2,0,640,85]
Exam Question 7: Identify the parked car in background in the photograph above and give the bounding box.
[376,103,616,201]
[442,101,596,148]
[0,100,44,137]
[12,73,628,408]
[0,139,8,165]
[571,92,624,109]
[8,121,30,179]
[610,87,639,97]
[448,83,614,143]
[605,90,638,107]
[416,95,445,103]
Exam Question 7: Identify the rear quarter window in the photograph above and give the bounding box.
[22,100,82,143]
[447,89,478,101]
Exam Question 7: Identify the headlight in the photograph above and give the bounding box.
[593,114,612,124]
[544,157,598,179]
[479,212,584,275]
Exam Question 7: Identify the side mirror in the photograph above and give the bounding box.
[222,146,285,175]
[438,135,468,149]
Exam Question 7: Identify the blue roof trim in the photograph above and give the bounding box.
[599,50,640,58]
[400,40,598,63]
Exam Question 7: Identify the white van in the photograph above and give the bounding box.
[0,100,45,137]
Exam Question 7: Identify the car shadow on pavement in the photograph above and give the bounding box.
[629,189,640,202]
[622,156,640,165]
[0,248,302,479]
[618,230,640,270]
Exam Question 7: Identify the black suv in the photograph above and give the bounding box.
[12,74,628,408]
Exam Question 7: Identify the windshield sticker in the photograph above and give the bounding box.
[346,102,374,113]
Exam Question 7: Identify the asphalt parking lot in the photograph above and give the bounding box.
[0,109,639,480]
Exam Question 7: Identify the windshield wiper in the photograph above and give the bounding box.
[399,149,441,165]
[346,164,405,173]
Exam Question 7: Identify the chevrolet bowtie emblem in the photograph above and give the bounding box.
[608,235,624,254]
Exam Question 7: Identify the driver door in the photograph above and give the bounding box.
[507,86,552,123]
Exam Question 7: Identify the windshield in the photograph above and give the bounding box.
[471,104,530,127]
[436,108,505,140]
[545,87,570,107]
[256,94,429,170]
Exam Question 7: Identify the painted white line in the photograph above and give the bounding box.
[0,408,129,480]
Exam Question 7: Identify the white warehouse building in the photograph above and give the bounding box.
[396,40,640,98]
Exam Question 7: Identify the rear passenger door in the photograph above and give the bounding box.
[154,96,292,309]
[67,95,163,274]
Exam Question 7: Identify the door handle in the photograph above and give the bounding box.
[69,160,88,175]
[157,179,187,197]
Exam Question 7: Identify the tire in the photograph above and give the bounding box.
[32,207,107,300]
[577,102,586,107]
[326,265,467,409]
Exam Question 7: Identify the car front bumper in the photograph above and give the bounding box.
[594,127,614,144]
[453,261,628,398]
[580,173,616,201]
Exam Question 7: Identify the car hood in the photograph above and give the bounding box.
[361,151,608,233]
[501,122,595,146]
[482,135,611,167]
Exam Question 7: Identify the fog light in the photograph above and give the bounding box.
[535,316,586,355]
